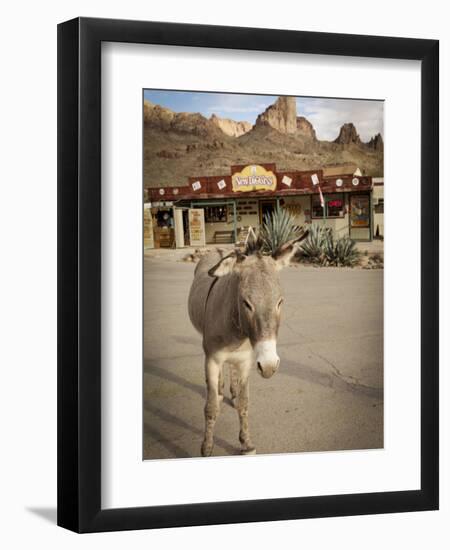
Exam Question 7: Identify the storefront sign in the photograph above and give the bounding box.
[231,165,277,193]
[350,195,370,228]
[188,208,206,246]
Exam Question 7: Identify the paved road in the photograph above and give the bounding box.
[143,257,383,459]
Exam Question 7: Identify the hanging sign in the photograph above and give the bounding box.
[231,165,277,193]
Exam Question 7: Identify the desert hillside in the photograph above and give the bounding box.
[143,96,383,188]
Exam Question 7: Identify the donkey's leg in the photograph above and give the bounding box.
[218,364,224,404]
[237,361,256,455]
[230,365,239,408]
[201,356,221,457]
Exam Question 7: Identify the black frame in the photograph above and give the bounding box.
[58,17,439,533]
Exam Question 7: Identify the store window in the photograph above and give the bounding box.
[204,205,228,223]
[311,194,345,218]
[156,209,173,228]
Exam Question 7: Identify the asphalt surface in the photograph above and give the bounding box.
[143,256,383,459]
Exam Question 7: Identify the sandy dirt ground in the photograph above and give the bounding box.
[143,255,383,459]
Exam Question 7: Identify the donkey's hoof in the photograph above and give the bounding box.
[201,441,214,457]
[241,446,256,455]
[231,397,238,409]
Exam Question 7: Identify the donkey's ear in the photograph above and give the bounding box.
[244,226,259,255]
[273,230,309,270]
[208,251,246,277]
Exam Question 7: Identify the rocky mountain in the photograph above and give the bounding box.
[367,133,384,151]
[296,116,317,140]
[334,122,362,145]
[143,97,383,187]
[143,100,224,138]
[255,96,297,134]
[210,114,252,137]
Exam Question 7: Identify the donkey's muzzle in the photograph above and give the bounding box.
[254,340,280,379]
[257,359,280,379]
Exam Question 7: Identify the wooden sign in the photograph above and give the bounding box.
[143,204,154,249]
[188,208,206,246]
[231,164,277,193]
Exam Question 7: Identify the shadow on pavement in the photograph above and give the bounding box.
[144,361,205,399]
[144,423,190,458]
[144,402,239,456]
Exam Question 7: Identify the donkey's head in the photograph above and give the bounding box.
[208,231,308,379]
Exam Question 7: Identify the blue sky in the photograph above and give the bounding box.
[143,90,384,142]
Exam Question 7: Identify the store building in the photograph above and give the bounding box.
[145,163,383,248]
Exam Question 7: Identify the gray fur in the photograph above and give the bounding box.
[188,232,308,456]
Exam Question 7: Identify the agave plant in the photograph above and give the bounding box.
[298,224,328,263]
[322,232,361,267]
[258,206,303,255]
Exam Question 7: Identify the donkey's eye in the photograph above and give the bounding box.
[243,299,253,311]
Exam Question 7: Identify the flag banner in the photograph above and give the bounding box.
[319,185,325,208]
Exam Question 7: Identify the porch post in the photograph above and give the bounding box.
[232,200,237,243]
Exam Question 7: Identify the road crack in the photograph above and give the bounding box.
[308,348,383,400]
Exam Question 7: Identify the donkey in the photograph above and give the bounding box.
[188,231,308,457]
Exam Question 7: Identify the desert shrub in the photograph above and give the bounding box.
[369,253,383,264]
[258,206,302,255]
[256,213,361,267]
[322,232,361,267]
[298,224,328,263]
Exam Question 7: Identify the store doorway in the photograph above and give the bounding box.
[172,207,192,247]
[182,210,190,246]
[349,193,372,241]
[259,199,277,224]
